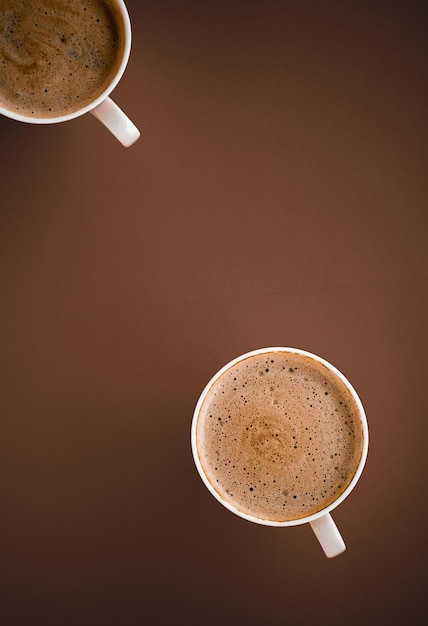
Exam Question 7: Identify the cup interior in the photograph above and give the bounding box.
[191,347,369,527]
[0,0,131,125]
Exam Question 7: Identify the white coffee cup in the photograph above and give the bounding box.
[0,0,139,147]
[191,347,369,558]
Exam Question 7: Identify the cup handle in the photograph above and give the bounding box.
[90,96,140,147]
[309,513,346,558]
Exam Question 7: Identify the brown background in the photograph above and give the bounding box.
[1,1,427,624]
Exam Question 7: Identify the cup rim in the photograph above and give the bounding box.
[0,0,131,125]
[191,346,369,527]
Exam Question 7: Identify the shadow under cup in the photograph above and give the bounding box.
[191,347,369,557]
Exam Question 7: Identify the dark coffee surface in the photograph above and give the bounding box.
[0,0,124,117]
[197,351,364,521]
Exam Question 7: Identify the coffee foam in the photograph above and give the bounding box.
[197,351,364,522]
[0,0,124,117]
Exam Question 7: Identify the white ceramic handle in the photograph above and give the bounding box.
[309,513,346,558]
[90,96,140,147]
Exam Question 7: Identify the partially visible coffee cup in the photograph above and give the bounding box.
[0,0,139,146]
[191,347,369,558]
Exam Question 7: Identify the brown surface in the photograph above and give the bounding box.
[1,1,427,624]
